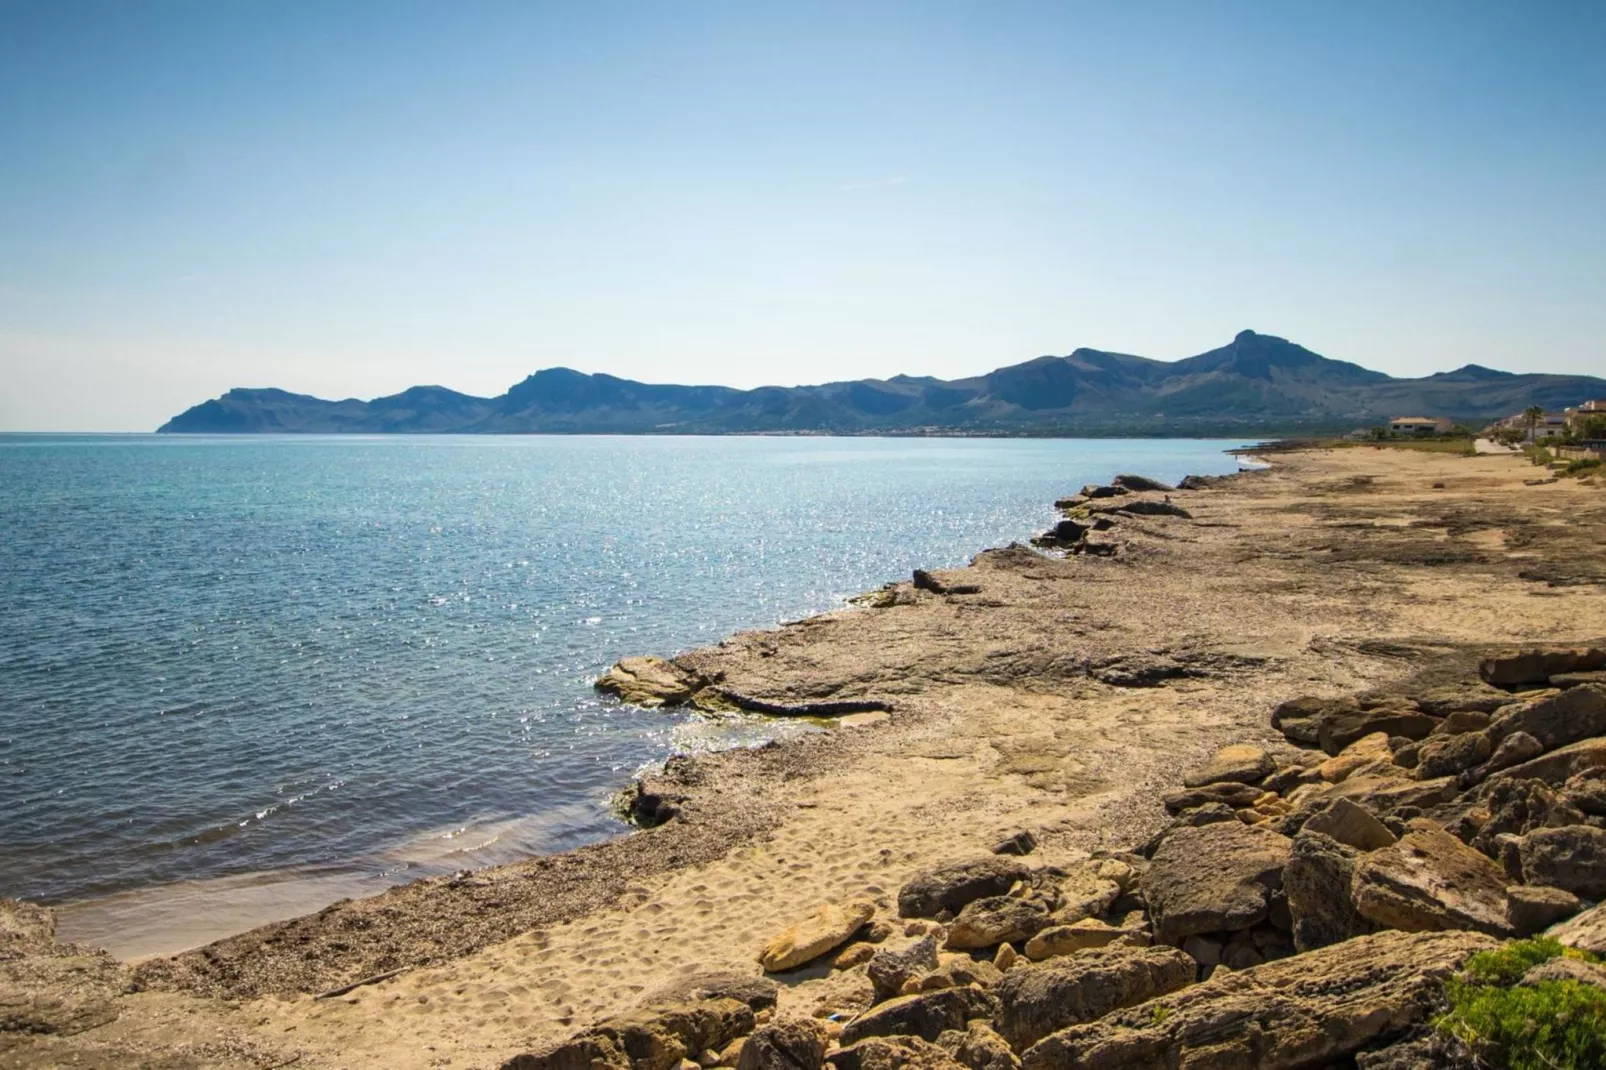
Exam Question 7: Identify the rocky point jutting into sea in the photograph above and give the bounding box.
[4,444,1606,1070]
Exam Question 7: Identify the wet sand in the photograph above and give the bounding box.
[6,444,1605,1070]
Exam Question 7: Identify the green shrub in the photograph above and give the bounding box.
[1563,457,1602,477]
[1436,939,1606,1070]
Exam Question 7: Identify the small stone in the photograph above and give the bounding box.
[833,943,876,971]
[992,831,1038,856]
[1318,732,1397,784]
[992,943,1018,972]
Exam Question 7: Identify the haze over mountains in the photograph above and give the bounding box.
[159,331,1606,436]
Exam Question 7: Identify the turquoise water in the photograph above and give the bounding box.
[0,434,1246,914]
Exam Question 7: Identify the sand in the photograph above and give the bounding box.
[6,444,1604,1070]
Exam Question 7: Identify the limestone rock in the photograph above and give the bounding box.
[1145,821,1293,945]
[760,902,876,972]
[898,858,1030,919]
[1023,915,1148,961]
[1286,831,1373,953]
[506,998,756,1070]
[1414,731,1492,780]
[1351,820,1512,937]
[1182,744,1276,788]
[1301,798,1396,852]
[1432,710,1493,735]
[945,897,1049,950]
[1522,955,1606,991]
[1467,777,1585,860]
[838,987,997,1046]
[1318,708,1439,757]
[993,945,1195,1051]
[1413,683,1514,717]
[1111,474,1175,493]
[936,1022,1018,1070]
[642,973,781,1014]
[991,831,1037,856]
[1519,824,1606,898]
[1506,884,1582,937]
[1548,900,1606,954]
[834,943,876,971]
[932,953,1002,990]
[1480,648,1606,687]
[867,935,940,1001]
[1479,730,1544,780]
[1160,782,1262,814]
[1318,732,1398,784]
[738,1019,829,1070]
[1565,768,1606,816]
[1487,684,1606,752]
[1490,736,1606,786]
[597,656,700,708]
[1018,930,1496,1070]
[828,1036,966,1070]
[1050,867,1122,924]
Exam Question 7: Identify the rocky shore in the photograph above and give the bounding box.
[4,445,1606,1069]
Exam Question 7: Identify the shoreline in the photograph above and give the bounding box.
[50,449,1255,963]
[8,442,1606,1069]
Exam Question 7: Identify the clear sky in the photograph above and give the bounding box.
[2,1,1603,430]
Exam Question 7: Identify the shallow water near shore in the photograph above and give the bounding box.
[0,433,1246,955]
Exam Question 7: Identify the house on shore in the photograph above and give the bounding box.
[1388,416,1453,435]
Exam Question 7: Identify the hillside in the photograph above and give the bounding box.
[157,331,1606,435]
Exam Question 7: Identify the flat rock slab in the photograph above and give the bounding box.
[1145,821,1293,945]
[898,858,1030,919]
[1301,798,1396,852]
[1020,930,1496,1070]
[945,896,1050,950]
[1318,708,1440,756]
[1488,684,1606,752]
[994,945,1195,1051]
[596,656,700,708]
[1548,900,1606,955]
[760,901,876,972]
[1182,744,1276,788]
[1351,820,1512,937]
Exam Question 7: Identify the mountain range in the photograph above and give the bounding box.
[158,330,1606,436]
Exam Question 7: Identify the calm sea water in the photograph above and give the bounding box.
[0,434,1245,946]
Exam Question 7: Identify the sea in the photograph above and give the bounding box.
[0,434,1249,956]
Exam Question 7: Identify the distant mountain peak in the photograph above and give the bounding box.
[157,332,1606,436]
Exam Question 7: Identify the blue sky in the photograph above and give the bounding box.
[2,0,1603,430]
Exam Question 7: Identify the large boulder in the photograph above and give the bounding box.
[1489,737,1606,787]
[1023,915,1149,961]
[1111,474,1175,493]
[898,858,1030,919]
[738,1019,829,1070]
[838,987,998,1046]
[993,945,1195,1051]
[1519,824,1606,898]
[504,998,755,1070]
[1145,822,1292,945]
[1182,744,1275,788]
[1480,648,1606,687]
[1161,782,1263,815]
[596,656,701,708]
[1300,798,1396,851]
[829,1037,966,1070]
[1507,885,1583,937]
[867,935,941,1001]
[760,901,876,972]
[1019,931,1496,1070]
[1412,682,1519,717]
[1548,900,1606,955]
[1413,731,1492,780]
[944,897,1050,950]
[1467,778,1587,859]
[1350,820,1512,937]
[1285,832,1373,953]
[1318,708,1439,756]
[936,1022,1018,1070]
[1486,684,1606,752]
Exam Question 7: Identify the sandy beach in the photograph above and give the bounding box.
[5,443,1604,1070]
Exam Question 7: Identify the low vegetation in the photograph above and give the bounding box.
[1436,938,1606,1070]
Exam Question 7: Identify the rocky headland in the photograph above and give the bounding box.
[5,445,1606,1069]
